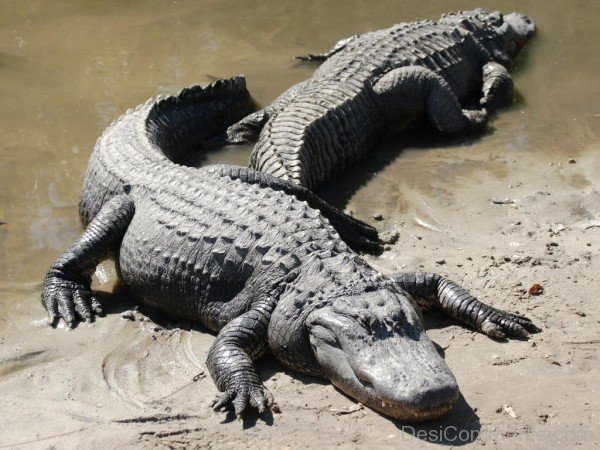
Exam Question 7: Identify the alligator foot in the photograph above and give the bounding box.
[478,309,539,339]
[42,273,103,328]
[41,195,134,327]
[294,35,359,62]
[212,384,274,418]
[390,272,540,339]
[462,108,488,132]
[207,299,275,418]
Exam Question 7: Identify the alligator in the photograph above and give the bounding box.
[41,77,538,421]
[217,9,536,189]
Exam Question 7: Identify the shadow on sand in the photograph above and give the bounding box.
[315,124,492,212]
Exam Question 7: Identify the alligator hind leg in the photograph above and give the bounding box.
[480,61,514,111]
[219,109,270,145]
[389,272,540,339]
[211,80,312,147]
[42,195,135,327]
[295,34,359,62]
[207,299,275,418]
[373,66,488,134]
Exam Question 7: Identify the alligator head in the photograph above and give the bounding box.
[306,287,459,421]
[442,9,536,63]
[489,10,536,56]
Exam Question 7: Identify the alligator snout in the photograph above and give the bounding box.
[352,334,460,421]
[368,367,459,421]
[506,12,536,41]
[306,291,460,421]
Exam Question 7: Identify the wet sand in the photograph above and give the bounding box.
[1,1,599,448]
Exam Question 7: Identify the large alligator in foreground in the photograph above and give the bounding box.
[218,9,535,189]
[41,78,538,421]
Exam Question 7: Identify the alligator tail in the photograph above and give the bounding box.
[145,75,253,163]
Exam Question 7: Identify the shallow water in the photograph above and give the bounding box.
[0,0,599,286]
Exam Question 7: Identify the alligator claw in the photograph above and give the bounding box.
[41,274,98,328]
[480,310,540,339]
[212,390,235,412]
[212,384,272,418]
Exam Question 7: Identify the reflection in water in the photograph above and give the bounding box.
[0,0,599,285]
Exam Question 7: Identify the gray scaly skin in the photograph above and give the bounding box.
[218,9,536,189]
[41,77,538,421]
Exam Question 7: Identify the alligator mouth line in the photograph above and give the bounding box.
[356,374,377,396]
[351,367,455,422]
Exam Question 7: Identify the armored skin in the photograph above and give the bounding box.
[41,77,538,421]
[220,9,536,188]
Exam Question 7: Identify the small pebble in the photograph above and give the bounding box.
[491,198,514,205]
[528,284,544,296]
[372,213,384,221]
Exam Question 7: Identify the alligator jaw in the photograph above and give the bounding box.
[306,291,459,421]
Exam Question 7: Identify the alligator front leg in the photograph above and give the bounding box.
[389,272,540,339]
[207,299,275,418]
[42,195,135,327]
[373,66,488,134]
[480,61,514,111]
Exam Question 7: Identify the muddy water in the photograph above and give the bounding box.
[0,1,598,287]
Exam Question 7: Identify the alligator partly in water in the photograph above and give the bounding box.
[41,78,538,421]
[219,9,535,188]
